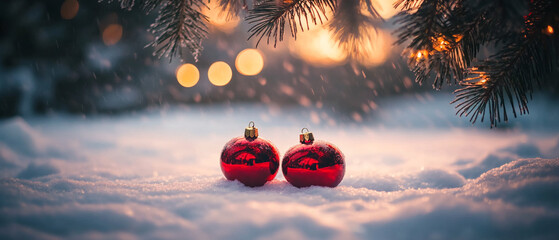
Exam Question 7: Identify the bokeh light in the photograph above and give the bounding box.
[208,61,232,86]
[203,1,240,33]
[289,27,347,67]
[176,64,200,88]
[102,24,123,46]
[433,36,450,51]
[353,28,393,67]
[235,49,264,76]
[286,1,394,67]
[547,25,554,34]
[373,0,401,19]
[411,50,429,61]
[60,0,79,20]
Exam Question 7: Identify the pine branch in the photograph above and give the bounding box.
[147,0,209,61]
[396,0,557,126]
[142,0,163,13]
[215,0,247,18]
[453,69,527,126]
[247,0,336,47]
[393,0,423,10]
[395,0,468,88]
[452,0,559,127]
[461,0,528,45]
[99,0,558,127]
[328,0,382,57]
[102,0,207,60]
[395,0,529,90]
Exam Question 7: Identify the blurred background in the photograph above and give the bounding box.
[0,0,557,126]
[1,2,558,238]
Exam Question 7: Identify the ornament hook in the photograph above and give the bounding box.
[299,128,314,144]
[245,121,258,139]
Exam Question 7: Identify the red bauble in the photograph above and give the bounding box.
[220,122,280,187]
[282,129,345,188]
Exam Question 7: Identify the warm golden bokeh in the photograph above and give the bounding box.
[433,36,450,51]
[289,21,392,67]
[352,28,393,67]
[102,24,123,46]
[176,64,200,88]
[432,34,462,52]
[411,50,429,61]
[289,27,347,67]
[203,1,240,33]
[60,0,79,20]
[208,61,233,86]
[368,0,400,19]
[547,25,554,34]
[235,49,264,76]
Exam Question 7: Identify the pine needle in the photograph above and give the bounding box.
[246,0,336,47]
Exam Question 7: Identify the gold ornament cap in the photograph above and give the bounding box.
[244,121,259,139]
[299,128,314,144]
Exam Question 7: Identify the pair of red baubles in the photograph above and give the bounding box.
[220,121,345,187]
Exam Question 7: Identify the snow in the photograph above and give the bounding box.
[1,93,558,239]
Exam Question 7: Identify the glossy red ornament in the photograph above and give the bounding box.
[220,122,280,187]
[282,128,345,188]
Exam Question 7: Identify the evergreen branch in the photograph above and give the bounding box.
[453,71,525,126]
[444,1,493,69]
[395,0,468,88]
[147,0,209,61]
[246,0,336,47]
[215,0,247,18]
[362,0,381,18]
[459,0,528,44]
[101,0,206,60]
[393,0,423,10]
[452,0,559,127]
[395,0,528,90]
[328,0,382,57]
[142,0,164,13]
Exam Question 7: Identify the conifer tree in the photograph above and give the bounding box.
[102,0,559,127]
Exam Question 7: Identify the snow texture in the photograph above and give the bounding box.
[1,94,558,239]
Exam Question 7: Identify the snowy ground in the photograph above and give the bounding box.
[1,93,558,239]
